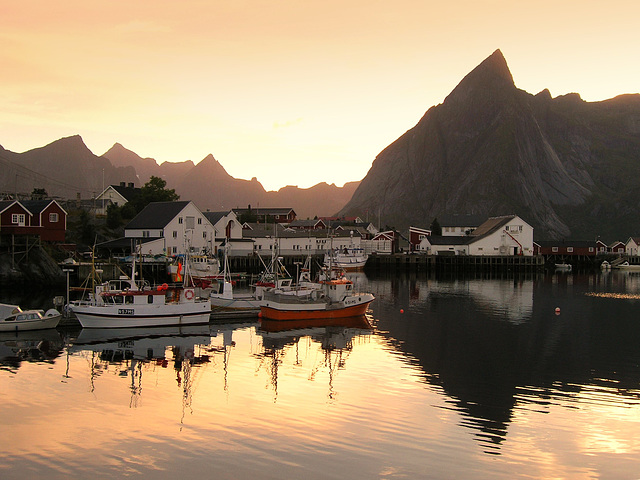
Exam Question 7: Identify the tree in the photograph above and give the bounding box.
[31,188,47,200]
[106,203,123,229]
[430,218,442,236]
[134,176,179,212]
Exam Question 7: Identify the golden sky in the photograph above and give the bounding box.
[2,0,638,191]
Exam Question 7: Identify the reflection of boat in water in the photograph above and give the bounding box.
[71,324,212,346]
[554,263,572,272]
[0,303,61,332]
[0,328,64,369]
[259,314,372,334]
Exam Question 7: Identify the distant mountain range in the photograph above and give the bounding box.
[0,136,359,219]
[3,49,639,240]
[340,49,640,241]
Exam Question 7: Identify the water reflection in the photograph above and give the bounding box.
[1,272,639,478]
[256,315,373,401]
[0,329,64,373]
[362,271,640,454]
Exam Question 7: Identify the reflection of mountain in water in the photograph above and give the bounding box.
[256,315,373,401]
[365,273,640,454]
[0,329,64,372]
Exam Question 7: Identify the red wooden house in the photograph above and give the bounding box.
[0,200,67,242]
[409,226,432,252]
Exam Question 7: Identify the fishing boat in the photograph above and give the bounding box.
[260,268,374,320]
[324,246,368,271]
[71,253,211,329]
[0,303,62,332]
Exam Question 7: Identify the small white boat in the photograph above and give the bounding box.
[324,246,368,271]
[0,303,61,332]
[600,260,611,270]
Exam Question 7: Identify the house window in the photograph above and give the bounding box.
[552,247,558,253]
[419,234,426,240]
[589,247,594,252]
[567,247,574,253]
[143,231,150,238]
[49,213,59,223]
[178,217,183,224]
[203,231,207,238]
[173,231,178,238]
[186,216,195,229]
[12,214,26,226]
[198,218,202,225]
[173,246,178,254]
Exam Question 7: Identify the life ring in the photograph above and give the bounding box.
[159,283,168,291]
[184,289,194,300]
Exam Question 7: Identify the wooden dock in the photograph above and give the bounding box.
[365,253,545,272]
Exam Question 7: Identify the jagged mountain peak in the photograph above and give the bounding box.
[444,49,515,107]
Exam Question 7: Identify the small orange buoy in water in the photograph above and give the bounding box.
[400,309,404,314]
[555,307,561,315]
[258,312,262,318]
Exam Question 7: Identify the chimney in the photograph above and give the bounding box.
[128,182,134,188]
[120,182,125,187]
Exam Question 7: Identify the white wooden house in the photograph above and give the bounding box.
[124,201,215,255]
[625,237,640,256]
[95,183,140,215]
[418,215,534,256]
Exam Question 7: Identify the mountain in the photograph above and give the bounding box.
[0,136,359,219]
[0,135,137,199]
[339,50,640,240]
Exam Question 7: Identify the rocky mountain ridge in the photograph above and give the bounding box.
[339,49,640,240]
[0,136,358,219]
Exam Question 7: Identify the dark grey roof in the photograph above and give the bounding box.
[425,235,471,246]
[470,215,515,239]
[233,207,295,216]
[289,219,324,228]
[203,211,229,225]
[21,200,53,215]
[242,225,358,239]
[125,201,190,229]
[111,184,141,201]
[0,200,17,213]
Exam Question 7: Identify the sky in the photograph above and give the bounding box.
[1,1,639,191]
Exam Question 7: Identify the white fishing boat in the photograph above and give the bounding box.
[324,246,368,271]
[71,254,211,329]
[0,303,61,332]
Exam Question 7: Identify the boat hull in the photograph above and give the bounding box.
[0,314,61,332]
[72,303,211,329]
[260,297,373,321]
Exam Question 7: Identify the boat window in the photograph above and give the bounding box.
[148,295,154,304]
[114,296,124,304]
[16,314,26,321]
[6,316,16,321]
[346,284,352,290]
[125,295,134,304]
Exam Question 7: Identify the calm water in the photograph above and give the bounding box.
[1,271,639,479]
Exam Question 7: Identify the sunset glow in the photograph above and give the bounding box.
[2,0,639,190]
